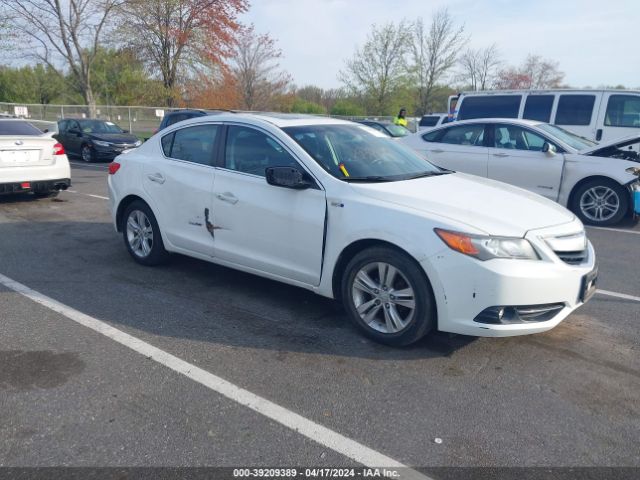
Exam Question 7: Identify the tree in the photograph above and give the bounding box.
[457,44,500,91]
[1,0,123,116]
[411,9,466,115]
[230,25,292,111]
[495,54,565,90]
[330,99,365,117]
[339,21,409,115]
[116,0,248,106]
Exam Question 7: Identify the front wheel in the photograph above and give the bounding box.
[571,179,628,226]
[341,247,436,346]
[81,144,95,162]
[122,201,169,266]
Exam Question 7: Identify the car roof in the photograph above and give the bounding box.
[193,112,354,128]
[445,118,543,127]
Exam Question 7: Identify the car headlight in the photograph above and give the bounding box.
[93,140,111,147]
[435,228,539,261]
[134,140,142,147]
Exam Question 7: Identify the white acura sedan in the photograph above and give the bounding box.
[0,119,71,197]
[401,118,640,226]
[108,113,597,346]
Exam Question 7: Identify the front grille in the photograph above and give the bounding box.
[555,249,588,265]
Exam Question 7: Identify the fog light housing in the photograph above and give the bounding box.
[474,303,565,324]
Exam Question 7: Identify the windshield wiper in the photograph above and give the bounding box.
[341,176,393,182]
[405,170,452,180]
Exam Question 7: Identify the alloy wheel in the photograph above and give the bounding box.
[579,186,620,223]
[126,210,154,258]
[351,262,416,334]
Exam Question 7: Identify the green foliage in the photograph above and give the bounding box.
[290,98,326,114]
[330,99,365,116]
[0,64,68,104]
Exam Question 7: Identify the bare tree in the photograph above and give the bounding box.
[230,25,292,111]
[411,9,466,114]
[116,0,248,106]
[1,0,123,116]
[457,44,501,91]
[338,20,409,115]
[494,54,564,90]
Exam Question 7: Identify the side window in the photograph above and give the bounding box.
[555,95,595,126]
[164,124,218,165]
[422,129,443,142]
[419,116,440,127]
[225,125,299,177]
[458,95,521,120]
[167,113,188,127]
[438,125,485,146]
[365,123,386,133]
[605,95,640,128]
[523,95,554,122]
[494,125,549,151]
[161,132,174,156]
[58,120,68,133]
[68,120,79,131]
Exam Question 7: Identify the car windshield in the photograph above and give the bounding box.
[385,124,410,137]
[0,120,44,136]
[284,124,444,181]
[78,120,124,134]
[536,123,597,150]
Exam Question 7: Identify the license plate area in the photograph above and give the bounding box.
[580,266,598,302]
[0,149,41,166]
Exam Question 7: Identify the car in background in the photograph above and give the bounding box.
[357,120,411,138]
[108,113,597,346]
[0,119,70,197]
[401,118,640,226]
[418,113,449,131]
[55,119,142,162]
[155,109,228,133]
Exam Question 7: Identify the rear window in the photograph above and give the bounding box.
[523,95,554,122]
[420,116,440,127]
[0,120,44,136]
[555,95,595,126]
[605,95,640,128]
[458,95,521,120]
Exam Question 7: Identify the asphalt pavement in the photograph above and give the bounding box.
[0,160,639,472]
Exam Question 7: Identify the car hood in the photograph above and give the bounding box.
[90,133,139,144]
[350,173,575,237]
[579,133,640,156]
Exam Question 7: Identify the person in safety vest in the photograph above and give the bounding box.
[393,108,408,127]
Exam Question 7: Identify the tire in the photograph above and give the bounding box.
[81,144,95,162]
[33,190,59,198]
[122,200,169,266]
[571,179,628,227]
[341,246,436,346]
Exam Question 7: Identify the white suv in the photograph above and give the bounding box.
[108,113,597,346]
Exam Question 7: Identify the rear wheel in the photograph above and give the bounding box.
[571,179,628,226]
[341,246,436,346]
[122,201,169,266]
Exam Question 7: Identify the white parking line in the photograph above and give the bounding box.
[596,289,640,302]
[587,226,640,236]
[0,272,429,479]
[66,190,109,200]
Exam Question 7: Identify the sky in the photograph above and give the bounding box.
[241,0,640,89]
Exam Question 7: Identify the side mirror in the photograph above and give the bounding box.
[265,166,315,190]
[542,142,557,156]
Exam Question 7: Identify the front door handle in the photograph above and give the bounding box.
[147,173,165,184]
[492,152,509,157]
[595,129,603,141]
[430,149,445,153]
[216,192,238,205]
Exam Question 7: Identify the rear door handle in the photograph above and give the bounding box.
[595,129,603,141]
[430,149,445,153]
[147,173,165,184]
[216,192,238,205]
[492,152,509,157]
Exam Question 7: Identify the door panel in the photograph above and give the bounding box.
[488,125,563,201]
[212,125,326,285]
[142,124,220,256]
[596,92,640,152]
[424,124,489,176]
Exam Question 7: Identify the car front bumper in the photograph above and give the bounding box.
[423,221,596,337]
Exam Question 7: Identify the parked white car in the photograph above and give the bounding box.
[402,118,640,226]
[108,114,597,346]
[0,119,70,197]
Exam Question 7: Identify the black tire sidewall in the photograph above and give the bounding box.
[122,201,169,266]
[341,247,435,347]
[571,179,628,226]
[82,145,94,162]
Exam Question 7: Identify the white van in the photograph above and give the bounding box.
[448,89,640,147]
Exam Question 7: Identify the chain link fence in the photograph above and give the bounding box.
[0,102,417,137]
